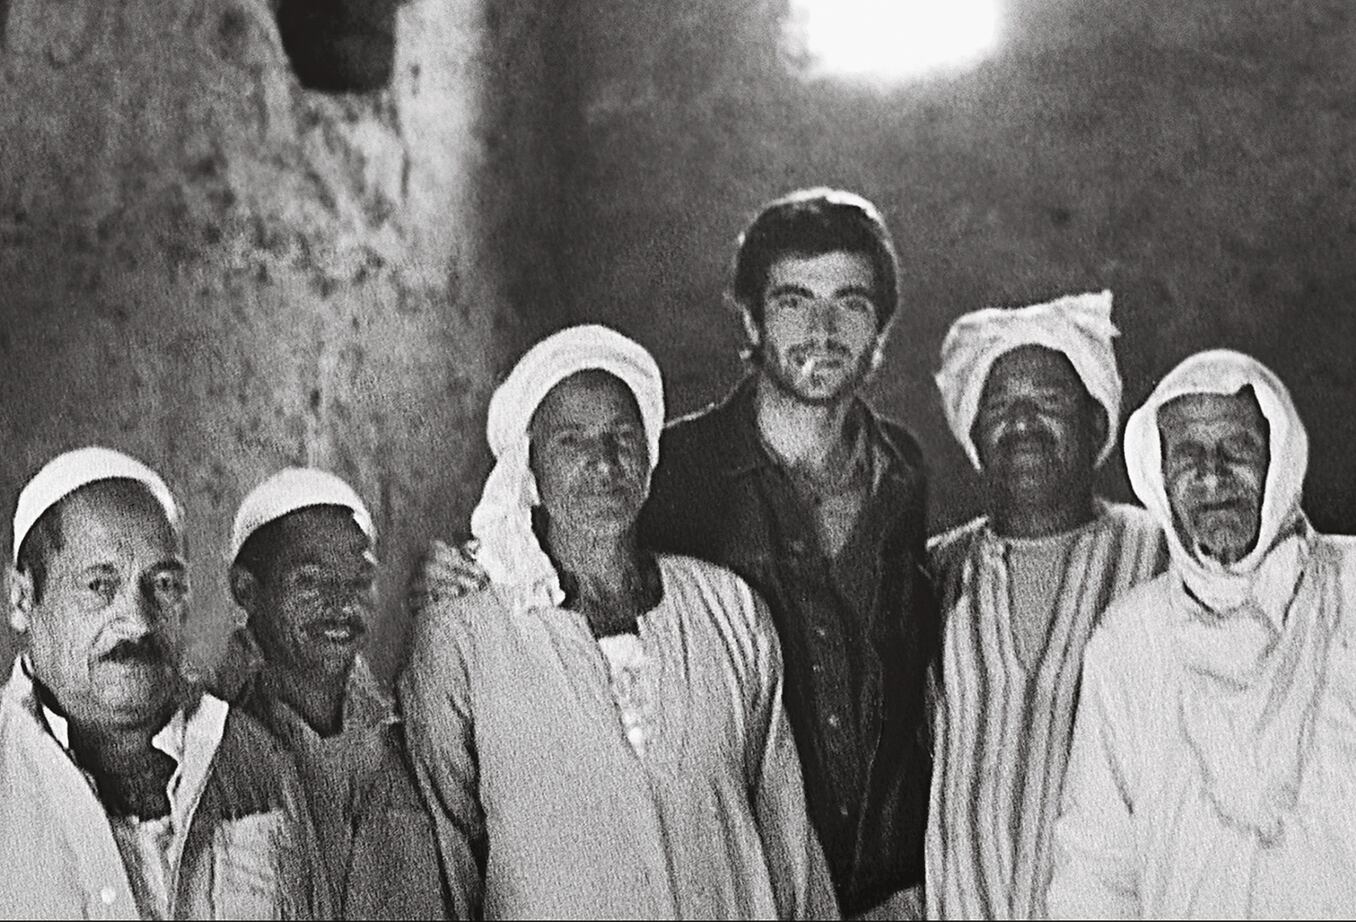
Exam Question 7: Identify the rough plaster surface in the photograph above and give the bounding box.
[0,0,559,679]
[552,0,1356,535]
[2,0,1353,676]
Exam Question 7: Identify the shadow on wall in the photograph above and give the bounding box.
[547,0,1356,535]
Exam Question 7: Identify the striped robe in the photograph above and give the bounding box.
[925,502,1166,920]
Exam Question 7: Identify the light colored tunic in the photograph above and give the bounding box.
[399,553,838,920]
[1047,535,1356,919]
[0,659,329,919]
[925,502,1166,920]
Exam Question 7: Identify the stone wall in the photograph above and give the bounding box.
[0,0,563,680]
[552,0,1356,534]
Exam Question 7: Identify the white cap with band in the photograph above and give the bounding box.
[231,468,374,564]
[13,446,180,566]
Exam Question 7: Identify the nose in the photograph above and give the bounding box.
[1006,399,1042,432]
[1191,451,1235,489]
[588,434,627,472]
[115,583,164,635]
[809,301,840,336]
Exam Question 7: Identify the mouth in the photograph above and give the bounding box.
[305,619,366,645]
[100,635,167,666]
[997,431,1057,458]
[1193,497,1251,517]
[796,353,848,376]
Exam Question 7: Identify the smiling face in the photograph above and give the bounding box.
[748,250,882,406]
[529,369,651,535]
[1157,389,1271,565]
[234,506,377,684]
[972,344,1106,501]
[12,481,188,732]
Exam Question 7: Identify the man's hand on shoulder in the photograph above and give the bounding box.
[407,538,490,615]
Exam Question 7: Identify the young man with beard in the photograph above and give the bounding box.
[1,447,329,919]
[412,189,937,918]
[641,189,937,919]
[926,292,1166,920]
[221,468,446,919]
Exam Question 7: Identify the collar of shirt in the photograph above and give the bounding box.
[714,374,914,487]
[244,648,397,747]
[13,655,227,838]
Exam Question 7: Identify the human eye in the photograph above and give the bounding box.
[769,293,808,313]
[150,571,189,605]
[289,569,324,594]
[87,575,119,604]
[1223,434,1265,463]
[1038,390,1077,412]
[839,295,875,315]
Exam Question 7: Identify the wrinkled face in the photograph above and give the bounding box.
[530,370,651,533]
[17,483,188,731]
[973,344,1105,493]
[1158,390,1270,565]
[751,251,881,406]
[245,507,377,683]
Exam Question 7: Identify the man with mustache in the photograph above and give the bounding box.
[1048,351,1356,918]
[926,292,1167,920]
[220,467,447,919]
[413,189,937,919]
[0,447,329,918]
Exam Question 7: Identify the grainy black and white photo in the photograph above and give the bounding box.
[1,0,1354,919]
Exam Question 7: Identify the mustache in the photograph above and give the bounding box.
[996,426,1057,453]
[101,633,173,665]
[1190,495,1255,515]
[789,341,851,362]
[306,614,368,635]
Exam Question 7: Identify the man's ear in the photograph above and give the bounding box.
[9,567,34,633]
[228,564,259,614]
[738,304,761,351]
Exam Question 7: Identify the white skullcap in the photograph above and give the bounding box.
[470,324,664,612]
[231,467,374,563]
[935,289,1122,469]
[13,446,180,565]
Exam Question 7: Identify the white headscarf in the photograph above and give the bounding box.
[470,325,664,612]
[935,289,1121,469]
[13,446,180,564]
[1124,349,1309,614]
[1124,349,1326,842]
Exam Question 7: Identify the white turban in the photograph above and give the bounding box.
[13,446,180,565]
[935,289,1121,469]
[231,467,375,563]
[1125,351,1320,842]
[1124,349,1309,613]
[470,325,664,611]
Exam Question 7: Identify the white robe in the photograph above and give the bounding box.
[1047,535,1356,919]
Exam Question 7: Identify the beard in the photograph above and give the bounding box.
[758,340,876,406]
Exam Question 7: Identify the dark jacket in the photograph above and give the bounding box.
[640,378,938,915]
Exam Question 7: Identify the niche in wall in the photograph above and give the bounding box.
[275,0,401,92]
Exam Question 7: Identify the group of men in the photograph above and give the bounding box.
[1,186,1353,920]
